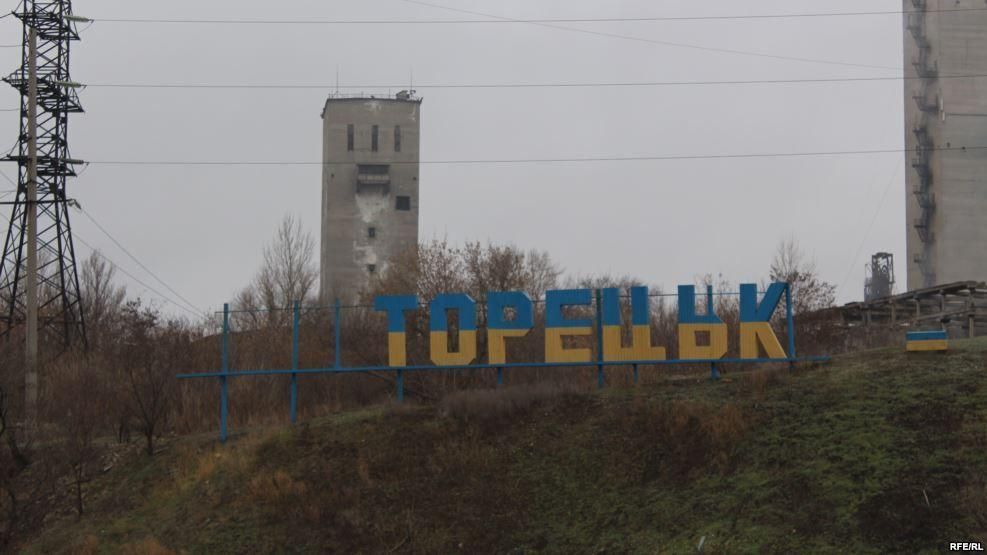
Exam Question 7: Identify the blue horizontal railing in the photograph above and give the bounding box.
[178,357,831,380]
[180,289,829,443]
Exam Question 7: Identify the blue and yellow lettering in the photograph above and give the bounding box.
[429,293,477,366]
[545,289,593,363]
[374,295,419,367]
[487,291,534,365]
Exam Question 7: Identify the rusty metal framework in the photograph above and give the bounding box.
[907,0,938,287]
[0,0,86,349]
[843,281,987,338]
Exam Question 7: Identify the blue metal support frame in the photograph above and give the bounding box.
[184,285,828,442]
[333,298,341,369]
[595,289,604,389]
[786,284,796,371]
[181,357,830,381]
[290,301,300,424]
[220,303,229,443]
[183,355,830,440]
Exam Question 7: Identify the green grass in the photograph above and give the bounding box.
[24,339,987,553]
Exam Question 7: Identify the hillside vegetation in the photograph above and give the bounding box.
[26,339,987,553]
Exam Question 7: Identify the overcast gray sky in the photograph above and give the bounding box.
[0,0,906,317]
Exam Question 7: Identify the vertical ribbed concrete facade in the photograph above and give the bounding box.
[320,95,421,303]
[903,0,987,290]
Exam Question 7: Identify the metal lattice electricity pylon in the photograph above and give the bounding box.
[0,0,86,350]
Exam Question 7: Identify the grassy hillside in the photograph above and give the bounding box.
[26,339,987,554]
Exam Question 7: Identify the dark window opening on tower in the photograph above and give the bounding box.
[368,227,377,238]
[396,196,411,211]
[367,264,377,274]
[371,125,379,152]
[347,124,354,151]
[394,126,401,152]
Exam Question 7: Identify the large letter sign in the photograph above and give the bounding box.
[601,287,666,362]
[677,285,728,360]
[739,283,787,359]
[374,295,418,367]
[545,289,593,363]
[487,291,534,365]
[376,282,793,368]
[429,294,477,366]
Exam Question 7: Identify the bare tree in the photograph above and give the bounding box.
[769,237,836,314]
[80,250,127,348]
[0,387,18,548]
[114,301,187,456]
[235,214,317,328]
[47,358,106,517]
[371,239,560,304]
[464,242,561,302]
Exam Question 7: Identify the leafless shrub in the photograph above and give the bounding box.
[80,250,127,350]
[111,301,192,456]
[769,237,836,315]
[45,356,109,517]
[234,213,317,330]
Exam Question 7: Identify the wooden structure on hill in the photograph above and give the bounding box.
[841,281,987,338]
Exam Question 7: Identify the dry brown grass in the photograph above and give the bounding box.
[70,535,99,555]
[634,399,750,481]
[247,470,308,503]
[741,367,791,399]
[438,382,583,425]
[962,479,987,532]
[118,537,176,555]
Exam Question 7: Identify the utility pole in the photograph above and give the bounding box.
[1,1,88,426]
[24,26,38,427]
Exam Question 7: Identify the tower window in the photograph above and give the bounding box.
[396,196,411,211]
[394,126,402,152]
[371,125,379,152]
[368,227,377,238]
[367,264,377,274]
[347,124,354,151]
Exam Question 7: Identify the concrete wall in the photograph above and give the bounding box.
[903,0,987,290]
[320,96,421,303]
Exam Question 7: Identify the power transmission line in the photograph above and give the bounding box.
[71,234,204,318]
[82,73,987,91]
[397,0,901,71]
[76,206,203,315]
[0,207,204,318]
[839,163,902,295]
[84,146,987,168]
[90,7,987,24]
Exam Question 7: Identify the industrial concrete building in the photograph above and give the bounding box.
[903,0,987,290]
[320,93,422,303]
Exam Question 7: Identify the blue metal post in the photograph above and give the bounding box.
[333,298,341,369]
[220,303,229,443]
[290,301,299,424]
[708,287,720,381]
[786,283,796,370]
[633,363,639,385]
[396,369,404,402]
[595,289,604,389]
[497,366,504,387]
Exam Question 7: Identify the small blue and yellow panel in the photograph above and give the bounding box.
[906,330,948,352]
